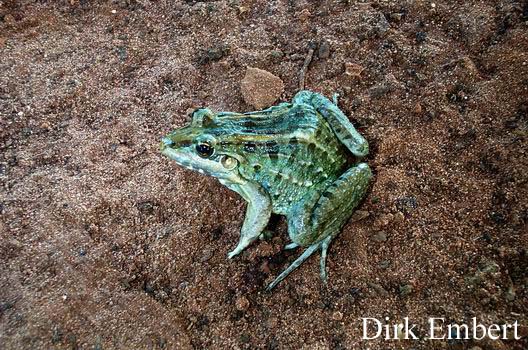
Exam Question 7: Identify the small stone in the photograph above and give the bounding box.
[298,9,311,21]
[375,213,393,227]
[415,31,427,44]
[393,212,405,223]
[351,210,369,223]
[399,284,413,296]
[235,296,250,311]
[270,50,284,59]
[378,260,391,269]
[198,45,229,65]
[504,286,515,301]
[414,102,422,114]
[395,196,418,213]
[3,14,15,25]
[480,340,508,350]
[332,311,343,321]
[318,40,330,59]
[371,231,387,242]
[200,249,213,262]
[389,12,403,22]
[238,6,249,15]
[344,62,364,77]
[240,67,284,109]
[369,84,391,98]
[367,282,389,297]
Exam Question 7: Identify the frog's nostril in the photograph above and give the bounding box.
[162,137,174,147]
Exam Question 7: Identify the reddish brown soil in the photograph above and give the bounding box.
[1,1,527,349]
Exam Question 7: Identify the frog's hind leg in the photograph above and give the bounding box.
[267,163,372,290]
[293,90,369,158]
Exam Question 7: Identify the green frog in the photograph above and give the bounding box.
[160,90,372,290]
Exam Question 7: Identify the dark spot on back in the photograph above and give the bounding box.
[244,142,257,153]
[243,120,258,128]
[289,137,299,144]
[268,151,279,161]
[253,164,262,172]
[322,191,334,199]
[308,143,316,152]
[287,153,296,165]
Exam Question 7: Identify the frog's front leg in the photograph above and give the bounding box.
[267,163,372,290]
[220,179,272,258]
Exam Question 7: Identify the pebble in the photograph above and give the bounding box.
[371,231,387,242]
[318,40,330,59]
[235,296,250,311]
[378,260,391,269]
[414,102,423,114]
[504,286,515,301]
[200,248,213,262]
[351,210,369,223]
[332,311,343,321]
[375,213,393,227]
[399,284,413,296]
[240,67,284,109]
[298,9,311,22]
[367,282,389,297]
[344,62,364,77]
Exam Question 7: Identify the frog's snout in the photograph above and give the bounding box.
[160,137,174,151]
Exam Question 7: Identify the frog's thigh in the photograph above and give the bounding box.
[226,181,272,259]
[268,163,372,289]
[293,90,369,158]
[288,163,372,247]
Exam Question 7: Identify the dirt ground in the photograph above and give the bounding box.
[1,1,527,349]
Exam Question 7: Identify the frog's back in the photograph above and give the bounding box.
[211,103,349,214]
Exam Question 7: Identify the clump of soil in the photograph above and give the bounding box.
[1,1,527,349]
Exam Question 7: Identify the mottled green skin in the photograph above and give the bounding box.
[160,91,372,290]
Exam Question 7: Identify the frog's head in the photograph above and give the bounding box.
[160,108,240,180]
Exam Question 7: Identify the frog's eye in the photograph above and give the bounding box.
[196,142,214,158]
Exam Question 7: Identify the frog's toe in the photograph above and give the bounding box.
[227,242,247,259]
[284,242,299,250]
[266,242,321,291]
[332,93,339,105]
[319,236,333,283]
[227,250,239,259]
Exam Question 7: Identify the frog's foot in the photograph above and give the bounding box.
[266,236,332,290]
[228,237,253,259]
[266,242,321,291]
[284,242,299,250]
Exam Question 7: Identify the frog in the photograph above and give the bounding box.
[160,90,372,290]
